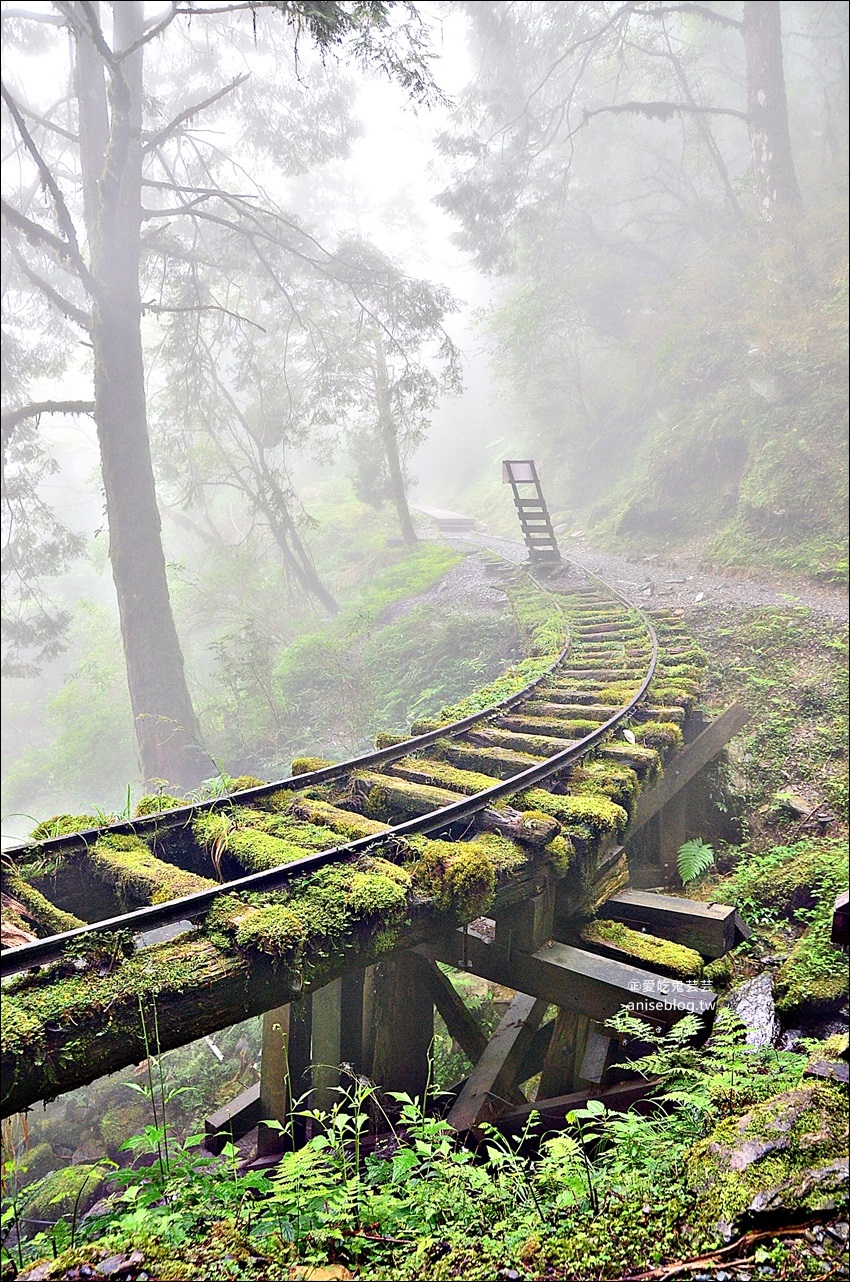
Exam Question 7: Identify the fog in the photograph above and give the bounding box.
[2,1,847,838]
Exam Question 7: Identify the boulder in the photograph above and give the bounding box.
[725,971,779,1048]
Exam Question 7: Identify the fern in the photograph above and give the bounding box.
[677,837,715,884]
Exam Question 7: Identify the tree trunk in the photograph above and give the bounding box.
[742,1,801,217]
[254,468,339,614]
[372,336,418,545]
[75,1,209,790]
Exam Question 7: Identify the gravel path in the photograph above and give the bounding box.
[439,528,849,622]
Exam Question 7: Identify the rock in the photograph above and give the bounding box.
[686,1082,849,1238]
[726,972,779,1047]
[779,1027,805,1052]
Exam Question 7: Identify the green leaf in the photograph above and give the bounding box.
[677,838,715,884]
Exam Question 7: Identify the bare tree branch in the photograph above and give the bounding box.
[16,100,78,144]
[143,300,267,331]
[1,401,95,458]
[1,83,96,294]
[631,4,742,29]
[119,1,179,58]
[1,7,63,22]
[143,74,249,152]
[582,99,749,126]
[7,242,93,331]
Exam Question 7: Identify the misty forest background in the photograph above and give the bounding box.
[2,0,847,840]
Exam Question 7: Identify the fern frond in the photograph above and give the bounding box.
[677,838,715,884]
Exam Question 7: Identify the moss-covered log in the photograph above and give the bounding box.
[434,740,545,778]
[579,919,704,980]
[0,840,556,1116]
[467,726,577,756]
[4,876,83,936]
[88,834,216,905]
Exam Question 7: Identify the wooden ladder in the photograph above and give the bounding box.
[502,459,561,564]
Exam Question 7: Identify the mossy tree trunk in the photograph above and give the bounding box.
[742,1,801,217]
[75,1,208,789]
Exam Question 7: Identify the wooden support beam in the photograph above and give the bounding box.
[420,933,715,1029]
[597,889,750,958]
[204,1081,261,1155]
[256,996,312,1156]
[370,951,434,1101]
[497,1078,660,1136]
[628,704,750,834]
[447,993,548,1133]
[413,957,488,1065]
[312,979,343,1116]
[494,885,555,954]
[577,1025,615,1086]
[538,1008,590,1099]
[658,787,688,884]
[340,970,366,1071]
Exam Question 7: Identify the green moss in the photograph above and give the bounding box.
[234,905,309,959]
[21,1161,112,1222]
[375,732,408,748]
[413,839,497,919]
[581,919,704,979]
[518,788,629,835]
[390,757,497,795]
[345,869,409,917]
[633,720,683,753]
[569,760,641,810]
[686,1082,849,1236]
[229,775,268,791]
[225,829,312,872]
[703,954,734,987]
[90,833,215,904]
[599,741,661,779]
[29,813,102,841]
[544,833,575,874]
[134,793,184,816]
[285,796,387,840]
[290,757,334,776]
[775,912,849,1014]
[5,874,83,935]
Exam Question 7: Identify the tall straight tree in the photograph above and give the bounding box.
[2,1,439,787]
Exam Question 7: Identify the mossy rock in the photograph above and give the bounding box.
[703,954,734,988]
[685,1082,849,1236]
[775,912,849,1015]
[21,1160,113,1222]
[16,1141,57,1185]
[581,919,703,979]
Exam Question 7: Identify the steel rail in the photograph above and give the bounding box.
[1,567,658,978]
[1,592,573,863]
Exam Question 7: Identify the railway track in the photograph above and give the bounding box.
[2,557,735,1118]
[1,563,669,975]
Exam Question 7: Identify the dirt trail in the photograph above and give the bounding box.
[440,528,849,622]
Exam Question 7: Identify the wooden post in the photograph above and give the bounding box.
[312,979,343,1116]
[447,993,548,1133]
[494,886,555,954]
[658,787,689,885]
[256,995,312,1157]
[538,1008,590,1100]
[361,965,377,1077]
[370,951,434,1101]
[340,969,366,1072]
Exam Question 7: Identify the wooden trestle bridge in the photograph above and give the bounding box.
[0,557,750,1157]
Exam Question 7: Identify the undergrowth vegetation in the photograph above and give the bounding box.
[2,1013,845,1281]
